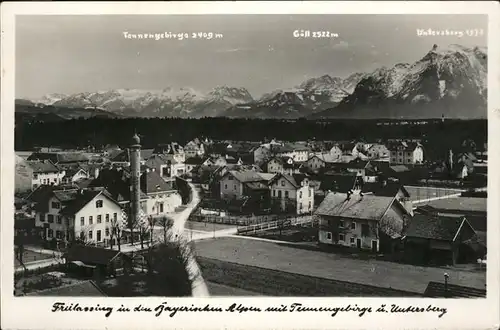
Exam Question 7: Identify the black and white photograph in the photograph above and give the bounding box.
[1,2,499,330]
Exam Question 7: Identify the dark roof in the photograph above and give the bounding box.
[362,182,410,198]
[60,189,119,216]
[227,170,269,183]
[27,160,60,173]
[65,245,123,265]
[404,214,469,241]
[424,281,486,298]
[111,149,154,162]
[315,192,396,221]
[270,173,309,189]
[140,170,175,194]
[89,168,148,202]
[27,280,107,297]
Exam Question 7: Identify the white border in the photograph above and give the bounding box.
[1,2,499,330]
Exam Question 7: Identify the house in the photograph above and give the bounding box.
[64,245,130,278]
[154,142,185,163]
[184,156,213,174]
[145,154,186,178]
[305,153,340,172]
[366,144,390,160]
[328,145,343,159]
[264,156,301,175]
[326,159,372,180]
[403,213,476,265]
[140,170,183,217]
[219,169,275,200]
[362,181,413,215]
[30,187,125,247]
[27,160,66,189]
[315,190,411,253]
[184,138,206,158]
[270,143,311,162]
[269,173,314,215]
[62,168,89,185]
[15,154,34,193]
[388,141,424,165]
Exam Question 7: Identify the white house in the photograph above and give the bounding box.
[32,187,125,246]
[269,173,314,215]
[62,168,89,185]
[140,170,183,217]
[184,139,206,158]
[27,160,66,189]
[305,153,340,172]
[388,141,424,165]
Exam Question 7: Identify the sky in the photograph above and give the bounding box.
[16,14,487,99]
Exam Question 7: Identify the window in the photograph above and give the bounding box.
[339,234,345,241]
[298,191,302,198]
[351,222,356,230]
[159,203,164,213]
[339,220,344,228]
[105,228,110,236]
[308,201,311,209]
[51,202,60,209]
[272,190,276,197]
[113,213,117,221]
[65,218,70,226]
[48,214,54,223]
[40,213,45,222]
[299,203,303,210]
[48,229,53,238]
[350,237,355,244]
[285,191,289,198]
[278,190,282,198]
[97,230,102,242]
[97,215,102,223]
[326,232,332,240]
[281,180,285,187]
[33,174,38,179]
[224,184,228,189]
[106,214,110,222]
[55,230,62,239]
[233,185,236,190]
[88,230,93,240]
[96,200,103,208]
[80,217,85,226]
[89,216,93,225]
[392,158,396,162]
[309,189,312,197]
[57,215,62,224]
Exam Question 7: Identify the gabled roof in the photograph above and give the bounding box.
[60,189,120,216]
[27,160,61,173]
[315,192,396,221]
[65,245,124,266]
[26,280,107,297]
[318,173,359,193]
[362,182,410,198]
[270,173,309,189]
[387,141,421,152]
[309,153,339,164]
[404,214,472,241]
[423,197,486,213]
[226,170,271,183]
[140,171,175,194]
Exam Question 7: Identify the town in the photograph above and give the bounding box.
[14,121,487,298]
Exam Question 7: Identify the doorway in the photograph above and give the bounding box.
[371,240,378,253]
[356,238,362,249]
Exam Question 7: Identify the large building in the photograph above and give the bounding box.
[269,173,314,215]
[388,141,424,165]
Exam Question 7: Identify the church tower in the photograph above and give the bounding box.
[129,133,141,242]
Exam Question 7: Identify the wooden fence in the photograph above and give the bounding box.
[237,215,314,234]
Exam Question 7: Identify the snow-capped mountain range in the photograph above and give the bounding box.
[18,44,487,120]
[311,44,487,119]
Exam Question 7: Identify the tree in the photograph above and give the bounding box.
[109,210,127,251]
[156,216,174,244]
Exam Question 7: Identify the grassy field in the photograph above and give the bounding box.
[194,237,486,294]
[14,249,52,267]
[198,257,419,297]
[404,185,463,202]
[185,221,237,232]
